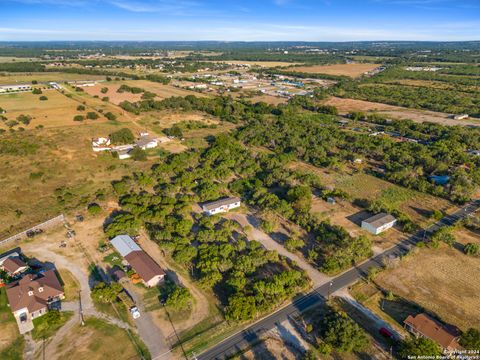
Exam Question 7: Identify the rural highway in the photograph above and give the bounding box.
[197,200,480,360]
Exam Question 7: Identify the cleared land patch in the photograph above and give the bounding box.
[323,96,480,126]
[0,72,105,85]
[287,63,381,77]
[375,246,480,330]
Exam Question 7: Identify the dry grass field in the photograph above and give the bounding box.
[53,317,143,360]
[0,72,105,85]
[0,90,113,130]
[291,162,456,228]
[249,94,288,105]
[374,245,480,330]
[287,63,381,77]
[0,122,153,238]
[82,83,144,105]
[323,96,480,126]
[214,60,296,67]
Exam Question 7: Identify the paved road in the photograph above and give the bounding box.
[198,200,480,360]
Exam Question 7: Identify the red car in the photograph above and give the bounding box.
[379,327,393,339]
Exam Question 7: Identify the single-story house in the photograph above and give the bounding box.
[0,84,32,93]
[6,270,64,333]
[361,213,396,235]
[404,313,461,352]
[109,235,166,287]
[117,148,132,160]
[453,114,469,120]
[202,197,241,216]
[136,135,158,150]
[1,256,29,276]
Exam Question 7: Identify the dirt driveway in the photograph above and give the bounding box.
[225,212,332,287]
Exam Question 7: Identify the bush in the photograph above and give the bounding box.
[431,226,456,246]
[100,87,109,94]
[77,105,85,111]
[130,147,147,161]
[32,88,42,94]
[321,312,369,352]
[73,115,85,122]
[39,96,48,101]
[87,203,102,215]
[104,112,117,121]
[399,337,442,357]
[91,282,123,303]
[464,243,480,256]
[284,237,305,252]
[163,125,183,138]
[460,328,480,350]
[86,112,99,120]
[102,97,109,102]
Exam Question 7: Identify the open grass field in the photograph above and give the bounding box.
[287,63,381,77]
[0,72,105,85]
[0,90,112,130]
[0,57,41,63]
[57,268,80,301]
[323,96,480,126]
[53,317,147,360]
[374,245,480,330]
[248,94,288,105]
[82,82,144,105]
[0,122,153,238]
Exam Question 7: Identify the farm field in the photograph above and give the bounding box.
[374,245,480,331]
[0,72,105,85]
[286,63,381,77]
[322,96,480,126]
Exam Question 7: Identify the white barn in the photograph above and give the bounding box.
[362,213,396,235]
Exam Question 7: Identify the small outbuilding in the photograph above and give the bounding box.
[361,213,396,235]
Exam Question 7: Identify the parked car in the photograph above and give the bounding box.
[379,327,393,339]
[130,306,141,319]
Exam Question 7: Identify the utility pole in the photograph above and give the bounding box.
[163,303,188,360]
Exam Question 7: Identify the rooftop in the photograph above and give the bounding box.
[404,313,461,350]
[110,235,141,257]
[363,213,396,228]
[202,197,241,211]
[6,270,63,313]
[2,257,27,274]
[124,251,165,283]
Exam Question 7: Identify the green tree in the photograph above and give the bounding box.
[32,88,42,94]
[105,212,141,237]
[461,328,480,350]
[165,286,192,311]
[73,115,84,122]
[39,96,48,101]
[284,237,305,252]
[86,112,99,120]
[110,128,135,145]
[104,112,117,121]
[77,105,86,111]
[91,282,123,303]
[225,294,257,321]
[322,313,369,352]
[163,125,183,138]
[399,337,442,357]
[100,87,109,94]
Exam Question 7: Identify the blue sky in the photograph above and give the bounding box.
[1,0,479,41]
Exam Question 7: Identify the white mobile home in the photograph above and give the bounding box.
[361,213,396,235]
[202,197,241,216]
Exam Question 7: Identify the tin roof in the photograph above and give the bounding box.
[202,197,240,211]
[110,235,141,257]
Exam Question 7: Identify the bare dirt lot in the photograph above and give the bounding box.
[287,63,381,77]
[375,245,480,330]
[214,60,297,68]
[323,96,480,126]
[0,72,105,85]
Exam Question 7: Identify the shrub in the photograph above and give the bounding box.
[39,96,48,101]
[399,337,441,357]
[284,237,305,252]
[100,87,109,94]
[77,105,86,111]
[104,112,117,121]
[165,286,192,311]
[86,112,99,120]
[73,115,85,122]
[464,243,480,256]
[87,203,102,215]
[32,88,42,94]
[130,147,147,161]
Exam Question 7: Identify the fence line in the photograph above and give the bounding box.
[0,214,65,246]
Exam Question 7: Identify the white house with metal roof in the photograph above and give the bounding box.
[361,213,396,235]
[202,197,241,216]
[110,235,142,257]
